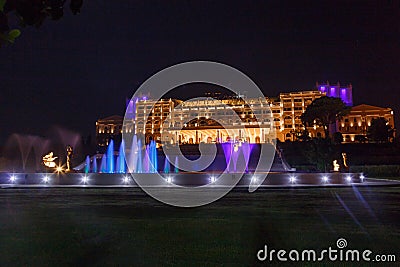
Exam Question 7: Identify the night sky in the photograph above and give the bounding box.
[0,0,399,146]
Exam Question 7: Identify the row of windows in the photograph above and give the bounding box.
[339,126,362,131]
[137,104,172,109]
[284,116,302,120]
[148,112,169,117]
[282,98,313,103]
[282,107,305,111]
[342,116,391,123]
[283,124,303,128]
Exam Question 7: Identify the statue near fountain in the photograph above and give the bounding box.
[342,153,348,168]
[333,160,340,172]
[42,152,57,169]
[341,152,350,172]
[66,145,73,172]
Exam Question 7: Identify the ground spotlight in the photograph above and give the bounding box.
[360,174,365,182]
[346,175,352,182]
[210,176,216,183]
[166,176,172,183]
[322,176,329,183]
[251,176,259,184]
[123,176,130,184]
[82,175,89,184]
[42,176,50,183]
[289,176,296,184]
[10,175,17,183]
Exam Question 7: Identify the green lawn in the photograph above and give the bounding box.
[0,186,399,266]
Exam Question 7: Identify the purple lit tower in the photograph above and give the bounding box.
[316,81,353,106]
[125,98,136,120]
[125,93,150,120]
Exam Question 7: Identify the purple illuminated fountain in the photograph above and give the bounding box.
[53,126,81,151]
[221,141,254,173]
[242,142,253,173]
[32,137,51,170]
[222,143,232,173]
[231,144,239,172]
[4,134,53,171]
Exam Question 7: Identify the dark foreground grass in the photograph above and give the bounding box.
[0,186,399,266]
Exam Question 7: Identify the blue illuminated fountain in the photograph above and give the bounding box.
[174,157,179,173]
[128,135,138,173]
[149,141,157,173]
[100,155,107,173]
[90,136,159,174]
[137,138,143,173]
[164,157,170,174]
[88,135,256,174]
[84,156,90,174]
[92,156,97,173]
[144,145,150,173]
[106,140,114,173]
[116,140,126,173]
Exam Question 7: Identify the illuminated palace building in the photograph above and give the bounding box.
[96,82,395,147]
[128,97,276,144]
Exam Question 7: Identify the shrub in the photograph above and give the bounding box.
[349,165,400,178]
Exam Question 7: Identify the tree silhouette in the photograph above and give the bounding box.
[0,0,83,46]
[333,132,343,144]
[301,96,349,139]
[367,118,394,143]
